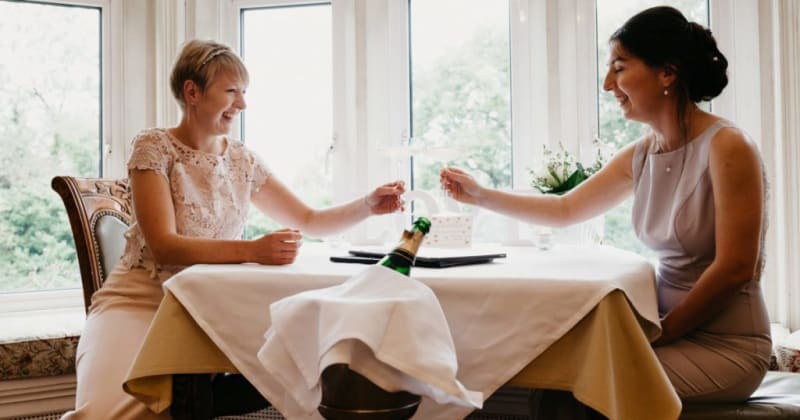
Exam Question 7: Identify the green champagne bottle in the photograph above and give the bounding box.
[379,217,432,276]
[319,217,432,419]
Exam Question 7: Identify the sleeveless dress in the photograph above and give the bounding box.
[62,128,271,419]
[631,119,771,402]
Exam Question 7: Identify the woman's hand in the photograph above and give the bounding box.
[250,228,303,265]
[365,180,406,215]
[440,167,484,205]
[651,315,681,347]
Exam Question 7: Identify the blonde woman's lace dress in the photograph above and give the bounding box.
[62,128,271,420]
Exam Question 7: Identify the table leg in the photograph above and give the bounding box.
[171,374,213,420]
[171,373,270,419]
[528,389,607,420]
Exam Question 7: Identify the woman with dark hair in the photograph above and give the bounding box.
[441,6,770,402]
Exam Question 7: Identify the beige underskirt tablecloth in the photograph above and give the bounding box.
[124,289,681,420]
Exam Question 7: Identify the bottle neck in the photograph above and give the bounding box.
[395,228,426,258]
[380,228,426,276]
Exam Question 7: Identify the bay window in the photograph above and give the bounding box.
[1,0,781,326]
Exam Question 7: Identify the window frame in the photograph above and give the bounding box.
[221,0,758,245]
[1,0,777,316]
[0,0,118,312]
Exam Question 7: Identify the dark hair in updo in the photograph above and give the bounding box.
[610,6,728,103]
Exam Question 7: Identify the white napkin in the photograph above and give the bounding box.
[256,265,483,418]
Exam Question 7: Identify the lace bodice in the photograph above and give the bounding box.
[118,128,271,279]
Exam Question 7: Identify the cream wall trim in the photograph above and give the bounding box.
[711,0,763,138]
[188,0,230,43]
[771,0,800,330]
[0,375,76,418]
[119,1,157,162]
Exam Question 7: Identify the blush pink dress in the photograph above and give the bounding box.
[632,119,771,402]
[62,128,271,419]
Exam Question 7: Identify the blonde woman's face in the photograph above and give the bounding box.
[602,41,666,123]
[194,71,247,135]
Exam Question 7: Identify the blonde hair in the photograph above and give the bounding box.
[170,39,249,109]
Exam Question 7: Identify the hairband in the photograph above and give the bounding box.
[200,48,227,68]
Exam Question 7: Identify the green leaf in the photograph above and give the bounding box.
[544,169,588,195]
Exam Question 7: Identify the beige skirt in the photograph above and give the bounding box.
[61,267,171,420]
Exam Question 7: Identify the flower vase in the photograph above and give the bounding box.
[557,216,604,246]
[532,217,603,249]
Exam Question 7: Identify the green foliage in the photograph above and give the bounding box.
[0,2,100,291]
[412,25,511,191]
[0,186,79,290]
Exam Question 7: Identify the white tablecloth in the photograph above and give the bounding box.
[162,244,660,419]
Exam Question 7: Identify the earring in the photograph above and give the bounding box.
[663,89,669,96]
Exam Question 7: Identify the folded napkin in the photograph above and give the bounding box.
[256,265,483,418]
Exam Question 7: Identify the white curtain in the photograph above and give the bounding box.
[761,0,800,331]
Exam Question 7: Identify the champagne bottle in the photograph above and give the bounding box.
[319,217,432,419]
[379,217,432,276]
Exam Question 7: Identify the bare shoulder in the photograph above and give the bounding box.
[709,125,762,170]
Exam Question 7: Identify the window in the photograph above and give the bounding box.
[0,0,103,293]
[596,0,708,254]
[224,0,759,252]
[408,0,511,243]
[239,3,333,239]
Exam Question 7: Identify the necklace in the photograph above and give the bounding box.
[653,140,673,173]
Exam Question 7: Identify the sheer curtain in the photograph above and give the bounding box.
[761,0,800,331]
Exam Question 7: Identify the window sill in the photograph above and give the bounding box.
[0,307,84,344]
[0,288,83,313]
[1,306,83,382]
[0,289,84,343]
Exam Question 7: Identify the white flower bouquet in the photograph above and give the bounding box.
[529,140,607,195]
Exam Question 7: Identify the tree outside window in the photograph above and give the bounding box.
[0,1,101,292]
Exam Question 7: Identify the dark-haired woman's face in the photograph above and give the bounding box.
[602,41,667,124]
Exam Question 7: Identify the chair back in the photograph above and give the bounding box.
[51,176,132,313]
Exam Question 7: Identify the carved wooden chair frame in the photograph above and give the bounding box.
[51,176,132,313]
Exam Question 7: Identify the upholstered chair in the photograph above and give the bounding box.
[51,175,268,419]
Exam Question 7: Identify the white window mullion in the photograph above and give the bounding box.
[510,0,536,189]
[154,0,185,129]
[354,0,404,244]
[331,0,359,206]
[386,0,410,184]
[554,0,597,157]
[105,0,126,178]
